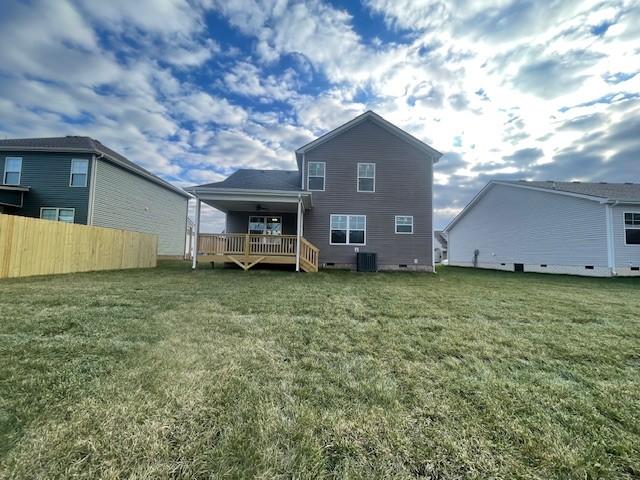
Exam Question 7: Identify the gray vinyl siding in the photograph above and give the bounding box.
[612,205,640,267]
[302,118,433,269]
[226,211,298,235]
[0,152,91,223]
[448,184,608,267]
[92,159,188,255]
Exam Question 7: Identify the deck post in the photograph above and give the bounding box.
[192,196,201,270]
[244,233,250,270]
[295,195,302,272]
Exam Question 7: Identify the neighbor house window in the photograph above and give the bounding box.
[70,159,89,187]
[330,214,366,245]
[395,215,414,234]
[307,161,325,191]
[357,163,375,192]
[624,212,640,245]
[3,157,22,185]
[40,208,75,223]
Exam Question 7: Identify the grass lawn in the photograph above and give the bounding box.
[1,262,639,479]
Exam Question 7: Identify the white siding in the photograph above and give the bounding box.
[612,205,640,272]
[448,184,608,270]
[92,160,188,255]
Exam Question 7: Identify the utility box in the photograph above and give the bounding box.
[356,252,377,272]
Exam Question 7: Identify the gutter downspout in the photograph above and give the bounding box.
[605,201,617,276]
[192,195,201,270]
[296,194,302,272]
[431,156,436,274]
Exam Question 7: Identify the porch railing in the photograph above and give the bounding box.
[300,237,319,270]
[198,234,298,256]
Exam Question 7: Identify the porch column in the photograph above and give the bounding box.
[192,196,201,270]
[295,195,302,272]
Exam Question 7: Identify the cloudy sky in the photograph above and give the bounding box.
[1,0,639,232]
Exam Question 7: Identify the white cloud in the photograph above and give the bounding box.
[174,92,248,125]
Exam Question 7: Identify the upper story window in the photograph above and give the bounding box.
[3,157,22,185]
[330,214,366,245]
[395,215,414,234]
[357,163,375,192]
[625,212,640,245]
[41,207,75,223]
[307,161,325,191]
[70,159,89,187]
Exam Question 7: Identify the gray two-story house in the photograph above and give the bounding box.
[186,111,442,271]
[0,137,190,256]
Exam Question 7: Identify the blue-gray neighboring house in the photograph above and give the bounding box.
[0,136,190,256]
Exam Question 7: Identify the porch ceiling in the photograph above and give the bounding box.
[190,188,312,214]
[202,199,299,213]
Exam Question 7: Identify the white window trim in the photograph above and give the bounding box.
[395,215,414,234]
[357,162,375,193]
[623,211,640,246]
[69,158,89,187]
[329,214,366,246]
[248,215,282,235]
[40,207,76,223]
[307,161,325,191]
[3,156,22,185]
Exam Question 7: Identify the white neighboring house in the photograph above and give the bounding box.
[444,181,640,277]
[434,230,447,263]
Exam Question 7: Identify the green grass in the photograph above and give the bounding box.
[1,262,639,479]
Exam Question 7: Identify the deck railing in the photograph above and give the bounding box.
[198,233,319,272]
[198,234,298,256]
[300,237,319,270]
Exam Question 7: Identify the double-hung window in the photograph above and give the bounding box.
[70,159,89,187]
[3,157,22,185]
[357,163,375,192]
[307,161,325,191]
[395,216,414,234]
[330,214,366,245]
[624,212,640,245]
[40,208,75,223]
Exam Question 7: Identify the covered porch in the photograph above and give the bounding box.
[187,187,318,272]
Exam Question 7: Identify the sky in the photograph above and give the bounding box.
[1,0,639,233]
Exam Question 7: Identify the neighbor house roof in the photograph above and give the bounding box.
[434,230,447,247]
[0,136,189,198]
[444,180,640,233]
[499,180,640,202]
[295,110,443,161]
[186,169,302,193]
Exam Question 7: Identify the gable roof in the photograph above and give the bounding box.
[444,180,640,233]
[295,110,442,161]
[186,169,301,193]
[0,136,189,198]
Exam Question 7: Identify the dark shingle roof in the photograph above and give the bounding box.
[500,180,640,202]
[0,136,189,197]
[191,169,301,191]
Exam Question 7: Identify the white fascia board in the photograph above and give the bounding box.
[492,181,609,203]
[190,189,313,209]
[443,182,495,233]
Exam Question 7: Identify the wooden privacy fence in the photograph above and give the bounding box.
[0,214,158,279]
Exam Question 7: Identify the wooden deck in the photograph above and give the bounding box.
[197,234,319,272]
